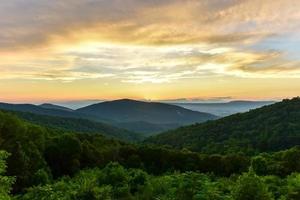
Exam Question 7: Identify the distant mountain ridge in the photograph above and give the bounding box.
[145,98,300,154]
[77,99,217,124]
[0,102,80,119]
[39,103,74,112]
[0,99,217,135]
[174,100,275,117]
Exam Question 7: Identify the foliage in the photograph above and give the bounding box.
[146,98,300,154]
[232,169,273,200]
[0,151,15,200]
[8,110,142,142]
[0,111,250,192]
[0,101,299,199]
[285,173,300,200]
[16,163,300,200]
[251,147,300,177]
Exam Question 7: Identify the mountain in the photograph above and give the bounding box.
[39,103,73,112]
[115,121,181,136]
[174,100,275,117]
[0,99,217,135]
[0,102,110,122]
[145,98,300,154]
[0,102,80,118]
[0,102,142,140]
[77,99,217,125]
[50,99,104,109]
[6,110,142,142]
[1,103,299,199]
[77,99,218,133]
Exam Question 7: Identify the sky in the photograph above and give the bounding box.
[1,0,300,103]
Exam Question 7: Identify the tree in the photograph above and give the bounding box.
[252,155,268,175]
[0,151,15,200]
[285,173,300,200]
[232,169,273,200]
[45,134,82,177]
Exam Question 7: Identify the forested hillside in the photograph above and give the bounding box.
[38,103,74,112]
[0,100,300,199]
[0,99,218,135]
[5,110,142,142]
[77,99,217,129]
[0,102,101,121]
[146,98,300,154]
[76,99,218,134]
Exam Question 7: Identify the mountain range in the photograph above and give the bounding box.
[173,100,275,117]
[0,97,299,199]
[0,99,217,136]
[76,99,217,132]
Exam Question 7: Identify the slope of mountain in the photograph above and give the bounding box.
[0,102,79,118]
[3,110,142,142]
[0,102,110,122]
[174,100,275,117]
[0,99,218,135]
[145,98,300,154]
[39,103,74,112]
[77,99,217,124]
[115,121,181,136]
[1,104,299,199]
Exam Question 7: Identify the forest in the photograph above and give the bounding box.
[0,98,300,199]
[146,98,300,155]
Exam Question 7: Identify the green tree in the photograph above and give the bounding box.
[285,173,300,200]
[232,169,273,200]
[0,151,15,200]
[252,155,268,175]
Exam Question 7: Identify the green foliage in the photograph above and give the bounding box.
[146,98,300,154]
[18,163,145,200]
[285,173,300,200]
[144,172,232,200]
[0,110,251,192]
[0,151,15,200]
[232,169,273,200]
[251,147,300,177]
[0,105,300,199]
[17,163,300,200]
[0,112,50,192]
[8,110,143,142]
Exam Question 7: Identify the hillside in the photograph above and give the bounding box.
[146,98,300,154]
[0,110,251,192]
[0,100,217,134]
[0,102,89,119]
[115,121,181,136]
[0,105,299,199]
[77,99,217,124]
[5,110,142,142]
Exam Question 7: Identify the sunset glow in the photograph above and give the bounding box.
[1,0,300,102]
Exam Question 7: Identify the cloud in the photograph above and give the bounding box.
[2,43,300,83]
[1,0,300,51]
[157,96,234,103]
[1,0,300,84]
